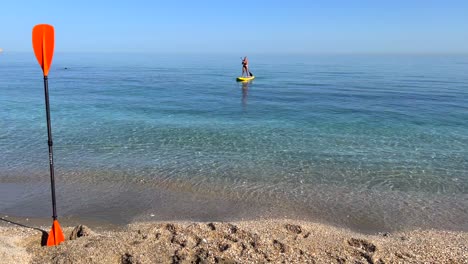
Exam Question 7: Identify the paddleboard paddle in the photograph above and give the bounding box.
[32,24,65,246]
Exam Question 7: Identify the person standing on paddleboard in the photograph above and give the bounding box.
[242,56,250,77]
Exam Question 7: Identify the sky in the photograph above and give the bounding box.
[1,0,467,54]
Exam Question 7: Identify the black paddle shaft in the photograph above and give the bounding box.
[43,76,58,220]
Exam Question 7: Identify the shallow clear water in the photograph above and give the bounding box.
[1,53,467,232]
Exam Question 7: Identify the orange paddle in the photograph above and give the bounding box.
[33,24,54,76]
[32,24,65,246]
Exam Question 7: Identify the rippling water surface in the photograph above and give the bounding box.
[1,53,467,232]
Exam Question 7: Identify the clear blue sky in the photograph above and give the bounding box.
[1,0,467,54]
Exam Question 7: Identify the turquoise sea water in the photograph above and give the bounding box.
[1,53,467,232]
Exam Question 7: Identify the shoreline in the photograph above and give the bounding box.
[2,175,467,234]
[1,217,467,263]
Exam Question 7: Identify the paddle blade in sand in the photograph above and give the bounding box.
[32,24,54,76]
[33,24,64,246]
[47,220,65,246]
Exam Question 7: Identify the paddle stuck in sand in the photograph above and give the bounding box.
[32,24,65,246]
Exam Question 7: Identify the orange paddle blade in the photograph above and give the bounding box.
[32,24,55,76]
[47,220,65,246]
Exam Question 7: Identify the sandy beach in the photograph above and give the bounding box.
[1,217,466,264]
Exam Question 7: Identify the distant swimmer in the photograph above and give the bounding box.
[241,56,250,77]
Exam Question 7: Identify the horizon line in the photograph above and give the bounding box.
[2,50,468,56]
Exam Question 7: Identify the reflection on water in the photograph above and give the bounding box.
[241,81,250,109]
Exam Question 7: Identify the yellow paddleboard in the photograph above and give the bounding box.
[236,76,255,82]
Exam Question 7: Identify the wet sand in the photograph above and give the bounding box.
[2,174,467,234]
[1,217,467,263]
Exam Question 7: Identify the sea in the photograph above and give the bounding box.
[0,53,467,232]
